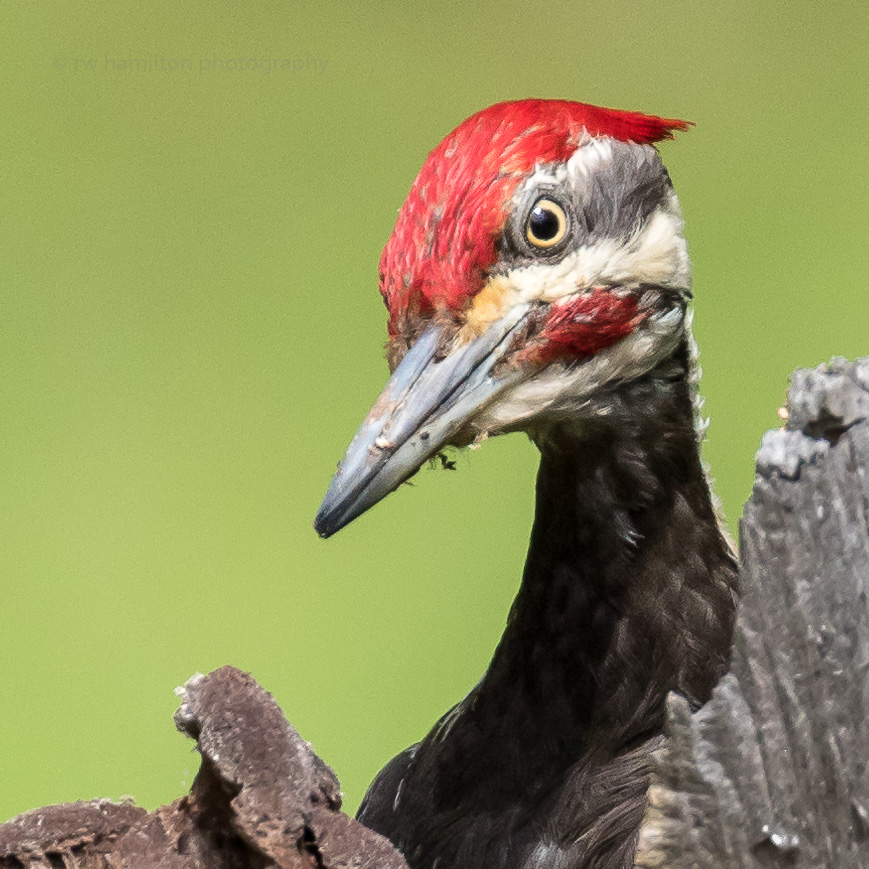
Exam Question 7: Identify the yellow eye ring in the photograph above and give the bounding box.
[525,199,568,248]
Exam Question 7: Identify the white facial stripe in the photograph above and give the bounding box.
[499,197,689,309]
[524,161,568,190]
[566,136,614,177]
[470,307,686,436]
[510,137,615,210]
[463,189,689,340]
[458,140,695,440]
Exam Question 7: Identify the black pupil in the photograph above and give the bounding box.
[529,205,560,241]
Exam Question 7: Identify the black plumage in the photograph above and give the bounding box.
[357,343,738,869]
[313,99,737,869]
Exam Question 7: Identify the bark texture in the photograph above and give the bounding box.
[636,356,869,868]
[0,667,409,869]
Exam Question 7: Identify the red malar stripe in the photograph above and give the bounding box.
[536,290,647,364]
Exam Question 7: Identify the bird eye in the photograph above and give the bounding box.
[525,199,568,249]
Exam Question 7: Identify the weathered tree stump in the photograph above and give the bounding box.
[2,356,867,868]
[0,667,409,869]
[638,356,869,867]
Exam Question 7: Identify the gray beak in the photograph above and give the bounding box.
[314,305,533,537]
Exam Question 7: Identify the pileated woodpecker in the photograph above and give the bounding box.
[315,100,738,869]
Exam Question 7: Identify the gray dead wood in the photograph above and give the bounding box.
[0,666,409,869]
[637,356,869,868]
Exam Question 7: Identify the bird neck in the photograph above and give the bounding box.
[454,342,738,796]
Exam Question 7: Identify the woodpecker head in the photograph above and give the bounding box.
[315,99,693,537]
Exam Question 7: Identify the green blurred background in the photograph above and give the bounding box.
[2,0,867,822]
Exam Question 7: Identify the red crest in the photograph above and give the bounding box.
[380,99,690,337]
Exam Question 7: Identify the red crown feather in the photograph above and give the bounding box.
[381,100,690,337]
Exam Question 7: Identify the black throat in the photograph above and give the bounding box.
[357,341,739,869]
[430,340,738,808]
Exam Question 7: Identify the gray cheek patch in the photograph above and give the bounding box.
[493,140,675,275]
[570,141,672,245]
